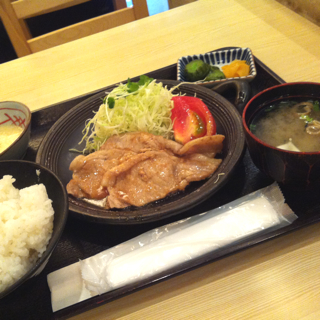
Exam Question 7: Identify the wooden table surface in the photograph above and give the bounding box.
[1,0,320,319]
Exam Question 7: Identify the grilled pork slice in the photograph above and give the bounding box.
[67,132,224,208]
[99,131,182,155]
[66,149,136,199]
[102,150,222,208]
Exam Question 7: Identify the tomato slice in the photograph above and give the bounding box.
[171,96,216,144]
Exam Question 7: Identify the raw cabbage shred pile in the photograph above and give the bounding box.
[80,76,178,153]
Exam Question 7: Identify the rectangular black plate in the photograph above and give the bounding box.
[2,57,320,320]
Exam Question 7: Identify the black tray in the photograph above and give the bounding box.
[2,57,320,320]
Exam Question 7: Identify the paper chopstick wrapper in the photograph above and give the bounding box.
[47,182,297,311]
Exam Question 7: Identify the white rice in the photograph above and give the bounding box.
[0,175,54,293]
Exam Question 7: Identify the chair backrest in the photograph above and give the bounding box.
[0,0,149,57]
[168,0,197,9]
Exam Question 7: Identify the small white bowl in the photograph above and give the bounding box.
[0,101,31,160]
[177,47,257,87]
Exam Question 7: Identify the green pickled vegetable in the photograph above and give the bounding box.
[204,66,226,81]
[184,59,210,82]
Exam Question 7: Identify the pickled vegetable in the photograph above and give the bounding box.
[184,60,211,82]
[205,66,226,81]
[222,60,250,78]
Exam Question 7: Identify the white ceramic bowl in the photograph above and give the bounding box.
[0,101,31,160]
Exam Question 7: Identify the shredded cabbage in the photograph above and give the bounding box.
[79,78,179,153]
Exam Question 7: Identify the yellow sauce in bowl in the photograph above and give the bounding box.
[0,125,23,153]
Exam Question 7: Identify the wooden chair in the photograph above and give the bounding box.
[0,0,149,57]
[168,0,197,9]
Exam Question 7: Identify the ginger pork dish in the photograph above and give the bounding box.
[66,76,225,209]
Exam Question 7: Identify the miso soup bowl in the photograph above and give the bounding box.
[242,82,320,187]
[0,101,31,160]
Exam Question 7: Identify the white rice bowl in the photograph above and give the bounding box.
[0,175,54,293]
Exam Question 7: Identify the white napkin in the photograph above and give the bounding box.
[47,182,297,312]
[47,262,95,312]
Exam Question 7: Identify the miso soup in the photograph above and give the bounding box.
[0,125,23,153]
[250,99,320,152]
